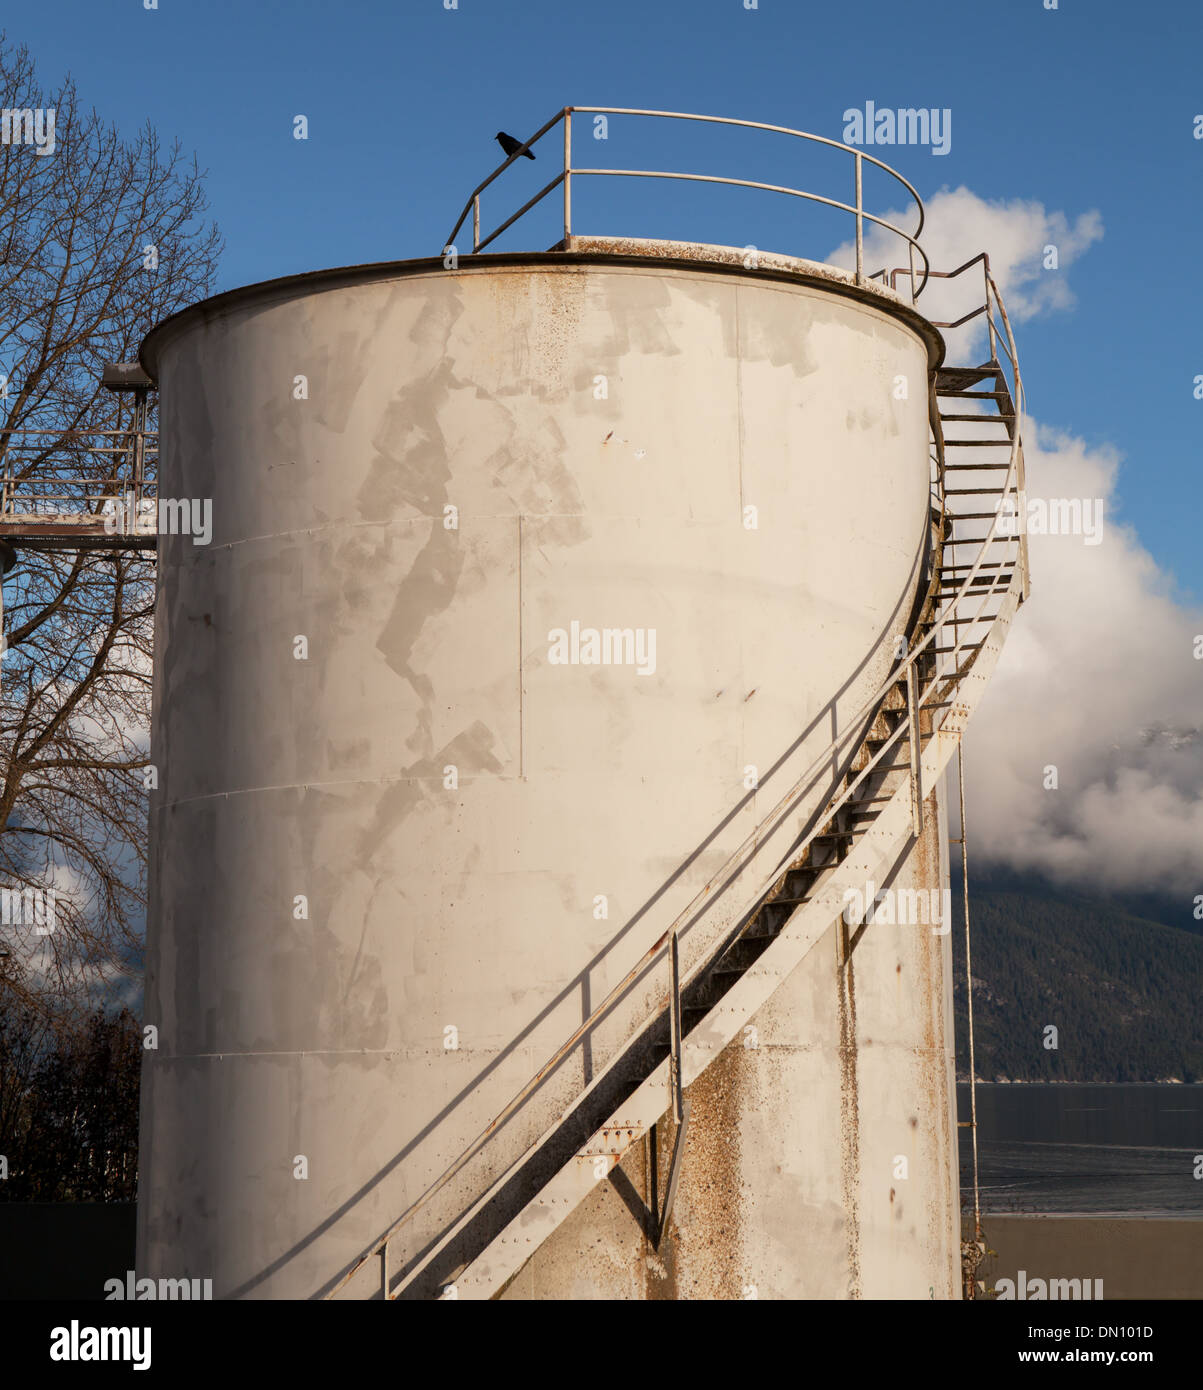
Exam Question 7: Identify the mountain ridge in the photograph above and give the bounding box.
[950,877,1203,1083]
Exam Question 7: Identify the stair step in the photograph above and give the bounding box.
[935,365,1001,391]
[716,937,769,972]
[868,725,932,749]
[782,867,818,890]
[753,899,794,924]
[745,916,783,939]
[943,463,1013,471]
[938,412,1014,423]
[942,439,1014,449]
[936,389,1009,400]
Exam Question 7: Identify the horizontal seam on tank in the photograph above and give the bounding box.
[155,774,524,809]
[200,520,424,552]
[152,1048,505,1060]
[191,513,755,553]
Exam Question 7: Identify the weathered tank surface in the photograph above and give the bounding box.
[136,239,954,1298]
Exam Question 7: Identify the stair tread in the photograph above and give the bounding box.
[935,365,1001,390]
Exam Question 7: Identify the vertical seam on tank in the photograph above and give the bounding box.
[518,513,525,780]
[735,284,745,513]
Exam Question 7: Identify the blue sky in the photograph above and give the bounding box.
[10,0,1203,597]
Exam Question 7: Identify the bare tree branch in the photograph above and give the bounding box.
[0,32,221,1016]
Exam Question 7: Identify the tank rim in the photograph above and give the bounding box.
[138,238,945,380]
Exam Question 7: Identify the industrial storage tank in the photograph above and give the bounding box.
[136,115,1027,1299]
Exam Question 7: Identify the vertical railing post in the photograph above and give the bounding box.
[854,152,864,285]
[380,1236,389,1301]
[985,263,997,362]
[132,389,147,526]
[1017,437,1030,600]
[907,664,923,838]
[655,927,690,1250]
[0,438,11,518]
[957,742,983,1256]
[909,242,917,305]
[562,108,572,244]
[668,930,683,1123]
[472,195,480,253]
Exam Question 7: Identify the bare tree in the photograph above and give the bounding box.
[0,33,221,1023]
[0,954,141,1201]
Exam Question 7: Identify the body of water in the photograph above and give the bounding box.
[955,1083,1203,1216]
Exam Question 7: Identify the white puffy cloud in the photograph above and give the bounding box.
[965,419,1203,893]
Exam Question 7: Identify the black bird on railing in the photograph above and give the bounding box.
[495,131,535,161]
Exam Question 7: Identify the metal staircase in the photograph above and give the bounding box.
[0,105,1028,1301]
[324,251,1029,1301]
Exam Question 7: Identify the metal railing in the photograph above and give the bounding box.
[329,262,1028,1300]
[445,106,931,300]
[0,426,158,541]
[896,250,1004,358]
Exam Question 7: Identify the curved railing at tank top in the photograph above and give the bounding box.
[326,256,1027,1301]
[444,106,930,300]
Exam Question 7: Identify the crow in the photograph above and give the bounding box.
[495,131,535,161]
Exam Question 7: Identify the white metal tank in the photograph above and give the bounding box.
[137,238,960,1299]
